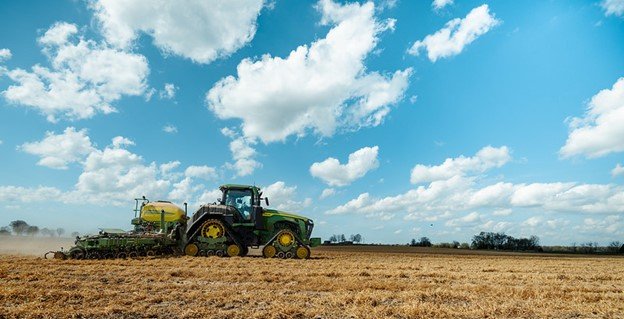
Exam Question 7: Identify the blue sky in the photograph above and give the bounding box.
[0,0,623,245]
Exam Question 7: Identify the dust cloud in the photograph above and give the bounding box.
[0,236,73,256]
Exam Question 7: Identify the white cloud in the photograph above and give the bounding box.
[320,188,336,199]
[184,165,217,180]
[90,0,264,64]
[329,146,624,217]
[394,229,402,234]
[327,192,371,215]
[0,48,11,61]
[168,177,201,203]
[206,0,411,143]
[18,127,95,169]
[492,208,512,216]
[159,83,177,99]
[220,128,261,177]
[73,140,171,205]
[560,77,624,158]
[480,220,512,232]
[310,146,379,186]
[522,216,543,227]
[111,136,134,148]
[445,212,481,227]
[195,188,223,206]
[163,124,178,134]
[263,181,312,212]
[612,163,624,177]
[410,145,510,184]
[601,0,624,17]
[2,22,149,122]
[408,4,500,62]
[160,161,181,177]
[0,186,64,202]
[432,0,453,11]
[4,130,225,207]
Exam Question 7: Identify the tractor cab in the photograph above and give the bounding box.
[219,184,267,229]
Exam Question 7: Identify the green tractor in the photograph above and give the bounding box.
[184,184,321,259]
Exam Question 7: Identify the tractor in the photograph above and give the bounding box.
[184,184,321,259]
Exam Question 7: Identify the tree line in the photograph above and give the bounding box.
[326,233,363,244]
[0,220,79,238]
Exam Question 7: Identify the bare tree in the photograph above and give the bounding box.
[56,228,65,237]
[71,231,80,237]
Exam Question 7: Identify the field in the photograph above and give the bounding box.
[1,239,623,318]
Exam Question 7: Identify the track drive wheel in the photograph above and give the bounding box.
[296,246,311,259]
[184,243,199,256]
[262,245,276,258]
[200,220,225,239]
[226,244,242,257]
[277,230,296,248]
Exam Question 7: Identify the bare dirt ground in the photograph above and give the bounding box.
[1,240,623,318]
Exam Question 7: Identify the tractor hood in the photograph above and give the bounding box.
[262,209,311,223]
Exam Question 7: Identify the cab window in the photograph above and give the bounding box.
[225,189,253,220]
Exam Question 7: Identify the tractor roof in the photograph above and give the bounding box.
[219,184,261,192]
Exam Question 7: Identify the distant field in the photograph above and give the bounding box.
[1,241,623,318]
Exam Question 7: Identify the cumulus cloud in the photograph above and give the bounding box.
[90,0,264,64]
[408,4,500,62]
[612,164,624,177]
[10,128,220,206]
[206,0,411,143]
[445,212,481,227]
[320,188,336,199]
[159,83,177,99]
[310,146,379,186]
[328,146,624,218]
[184,165,217,180]
[163,124,178,134]
[410,145,510,184]
[0,186,64,202]
[1,22,149,122]
[220,127,261,177]
[601,0,624,17]
[560,77,624,158]
[111,136,134,148]
[0,48,11,61]
[18,127,95,169]
[263,181,312,212]
[432,0,453,11]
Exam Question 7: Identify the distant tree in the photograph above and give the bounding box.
[418,237,432,247]
[340,234,346,243]
[10,220,28,236]
[460,242,470,249]
[452,241,460,249]
[71,231,80,238]
[40,228,54,237]
[0,226,11,236]
[329,234,338,243]
[56,228,65,237]
[26,226,39,236]
[410,238,417,246]
[350,234,362,243]
[608,241,622,253]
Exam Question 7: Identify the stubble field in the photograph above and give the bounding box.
[1,240,623,319]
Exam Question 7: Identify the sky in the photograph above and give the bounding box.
[0,0,623,246]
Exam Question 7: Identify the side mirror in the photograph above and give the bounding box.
[265,197,269,206]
